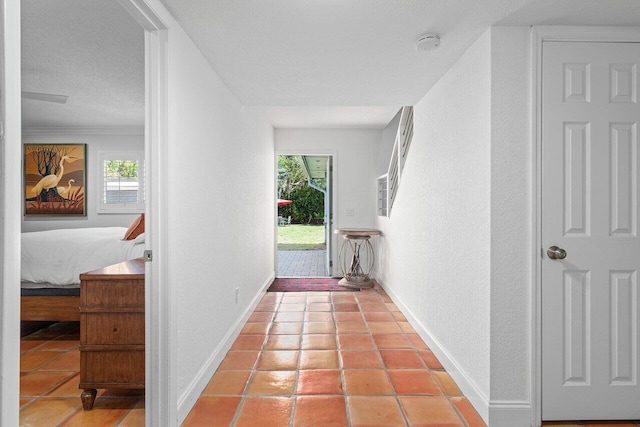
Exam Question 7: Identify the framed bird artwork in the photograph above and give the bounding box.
[24,143,87,216]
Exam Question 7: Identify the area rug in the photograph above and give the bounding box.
[267,278,359,292]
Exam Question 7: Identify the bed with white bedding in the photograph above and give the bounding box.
[21,227,145,321]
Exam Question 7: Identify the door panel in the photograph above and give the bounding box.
[542,41,640,420]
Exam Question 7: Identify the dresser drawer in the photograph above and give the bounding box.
[80,348,145,386]
[81,280,144,307]
[82,312,144,345]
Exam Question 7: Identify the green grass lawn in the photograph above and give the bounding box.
[277,224,326,250]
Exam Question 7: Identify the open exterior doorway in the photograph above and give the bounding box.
[277,155,333,277]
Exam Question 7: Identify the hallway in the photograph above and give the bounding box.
[181,285,485,426]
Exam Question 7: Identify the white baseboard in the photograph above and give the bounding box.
[377,279,534,427]
[488,401,533,427]
[376,279,490,423]
[176,272,275,424]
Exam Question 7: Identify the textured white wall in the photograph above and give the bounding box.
[376,29,493,410]
[488,26,531,409]
[376,27,534,425]
[166,22,275,416]
[21,130,144,232]
[275,128,382,271]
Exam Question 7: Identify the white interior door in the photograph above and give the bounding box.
[542,41,640,420]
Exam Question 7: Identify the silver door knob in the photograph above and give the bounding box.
[547,246,567,260]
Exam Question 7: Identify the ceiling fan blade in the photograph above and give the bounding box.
[21,91,68,104]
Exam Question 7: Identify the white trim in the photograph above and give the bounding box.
[380,278,535,426]
[118,1,171,425]
[531,25,640,426]
[144,23,172,427]
[488,401,534,427]
[116,0,168,32]
[530,25,544,427]
[533,26,640,43]
[21,126,144,136]
[0,1,23,425]
[377,279,490,424]
[176,273,275,424]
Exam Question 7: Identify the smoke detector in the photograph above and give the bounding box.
[415,33,440,51]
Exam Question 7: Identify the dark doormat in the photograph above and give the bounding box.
[267,277,359,292]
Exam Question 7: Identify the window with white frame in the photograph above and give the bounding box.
[98,151,145,213]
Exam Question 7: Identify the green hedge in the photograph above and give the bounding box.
[278,156,324,224]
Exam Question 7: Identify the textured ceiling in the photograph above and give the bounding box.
[264,106,402,129]
[158,0,537,107]
[498,0,640,26]
[21,0,144,129]
[21,0,640,130]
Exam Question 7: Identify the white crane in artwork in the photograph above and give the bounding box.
[57,179,76,198]
[31,155,75,196]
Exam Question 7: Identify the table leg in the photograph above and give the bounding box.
[81,389,97,410]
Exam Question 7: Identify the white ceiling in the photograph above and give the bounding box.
[21,0,144,129]
[21,0,640,130]
[498,0,640,26]
[264,106,402,129]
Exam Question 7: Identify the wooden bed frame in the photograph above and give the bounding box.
[21,293,80,322]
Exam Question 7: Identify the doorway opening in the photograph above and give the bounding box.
[277,155,333,277]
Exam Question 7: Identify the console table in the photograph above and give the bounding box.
[79,258,145,410]
[334,228,380,289]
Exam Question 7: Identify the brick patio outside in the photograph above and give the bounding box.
[277,249,329,277]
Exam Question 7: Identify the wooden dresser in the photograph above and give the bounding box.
[79,258,145,410]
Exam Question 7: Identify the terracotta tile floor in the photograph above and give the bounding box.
[182,286,486,426]
[19,321,144,426]
[19,287,640,426]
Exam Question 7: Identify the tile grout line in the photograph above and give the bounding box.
[367,288,411,427]
[287,291,307,427]
[380,286,472,427]
[20,323,86,425]
[228,292,279,426]
[334,291,354,427]
[445,395,472,427]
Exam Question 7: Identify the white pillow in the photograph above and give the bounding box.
[132,232,145,244]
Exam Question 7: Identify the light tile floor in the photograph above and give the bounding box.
[278,249,328,277]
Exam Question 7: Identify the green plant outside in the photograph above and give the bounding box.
[105,160,138,178]
[278,155,324,224]
[277,224,325,250]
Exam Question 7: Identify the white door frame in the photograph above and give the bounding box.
[531,26,640,427]
[274,150,338,277]
[325,156,333,276]
[0,1,23,425]
[116,1,172,425]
